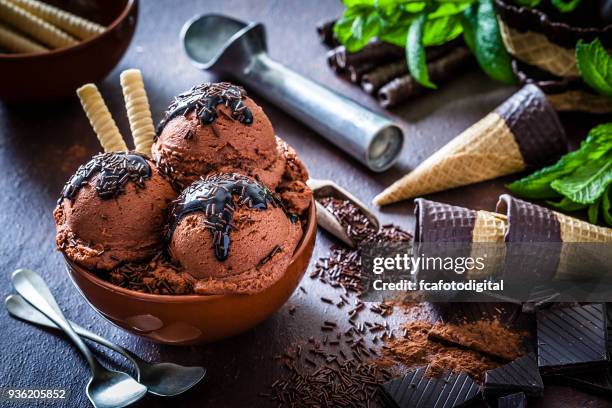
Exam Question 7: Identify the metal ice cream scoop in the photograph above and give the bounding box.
[307,179,380,247]
[181,14,404,172]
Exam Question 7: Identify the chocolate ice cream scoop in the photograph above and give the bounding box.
[54,152,177,270]
[167,173,302,295]
[153,83,286,190]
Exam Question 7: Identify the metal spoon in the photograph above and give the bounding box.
[307,179,380,248]
[181,14,404,172]
[5,294,206,397]
[11,269,148,408]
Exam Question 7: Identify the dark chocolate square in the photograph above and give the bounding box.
[380,366,480,408]
[498,392,526,408]
[536,304,609,374]
[483,353,543,398]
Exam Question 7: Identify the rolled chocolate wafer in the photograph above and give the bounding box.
[76,84,127,153]
[377,46,472,108]
[0,0,77,49]
[9,0,105,40]
[120,69,155,157]
[0,21,46,53]
[316,19,337,48]
[335,41,404,69]
[373,84,567,205]
[347,63,375,83]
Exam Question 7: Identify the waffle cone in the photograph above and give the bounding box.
[374,112,525,205]
[498,19,578,78]
[547,90,612,114]
[555,211,612,243]
[469,210,507,279]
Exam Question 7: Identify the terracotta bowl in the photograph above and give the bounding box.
[65,200,316,345]
[0,0,137,104]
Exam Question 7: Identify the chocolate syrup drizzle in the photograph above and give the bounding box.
[156,83,253,135]
[168,173,296,261]
[60,152,151,202]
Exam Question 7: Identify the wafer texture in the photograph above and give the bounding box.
[373,112,525,205]
[0,21,46,52]
[469,210,507,279]
[120,69,155,156]
[555,211,612,243]
[547,90,612,114]
[76,84,127,153]
[0,0,76,48]
[498,19,578,78]
[8,0,105,40]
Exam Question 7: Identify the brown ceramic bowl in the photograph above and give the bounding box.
[65,200,316,345]
[0,0,137,104]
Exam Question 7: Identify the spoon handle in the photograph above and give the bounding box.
[11,269,102,372]
[5,294,138,364]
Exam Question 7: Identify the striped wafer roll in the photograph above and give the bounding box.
[76,84,127,153]
[414,199,506,278]
[0,21,46,53]
[0,0,77,49]
[120,69,155,156]
[374,85,567,206]
[496,195,612,281]
[8,0,105,40]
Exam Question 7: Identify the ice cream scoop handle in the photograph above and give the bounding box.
[241,54,402,171]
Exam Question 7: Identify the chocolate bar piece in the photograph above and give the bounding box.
[498,392,526,408]
[559,369,612,397]
[483,353,543,398]
[537,304,609,374]
[381,366,480,408]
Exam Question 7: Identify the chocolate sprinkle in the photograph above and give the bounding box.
[60,152,151,202]
[167,173,295,261]
[156,82,253,135]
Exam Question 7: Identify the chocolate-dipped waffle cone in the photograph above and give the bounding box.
[374,85,567,206]
[497,195,612,281]
[547,90,612,114]
[498,20,578,77]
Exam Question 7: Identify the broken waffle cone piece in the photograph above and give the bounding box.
[0,0,77,49]
[498,19,578,78]
[120,69,156,157]
[9,0,105,40]
[373,85,567,206]
[76,84,127,153]
[0,21,46,53]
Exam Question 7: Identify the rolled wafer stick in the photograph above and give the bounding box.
[0,0,77,48]
[8,0,105,40]
[76,84,127,153]
[377,46,472,108]
[316,19,337,48]
[120,69,156,157]
[347,63,376,83]
[335,41,404,69]
[0,21,46,52]
[373,85,567,206]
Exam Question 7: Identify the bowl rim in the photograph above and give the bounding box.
[66,197,317,303]
[0,0,136,60]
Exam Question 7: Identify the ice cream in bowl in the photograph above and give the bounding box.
[56,72,315,345]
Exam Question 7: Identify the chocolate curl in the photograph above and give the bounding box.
[316,19,338,48]
[335,41,404,69]
[361,40,463,94]
[377,46,472,108]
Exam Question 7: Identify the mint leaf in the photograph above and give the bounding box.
[551,0,582,13]
[461,0,516,84]
[588,199,600,224]
[576,38,612,97]
[550,151,612,204]
[407,13,437,89]
[512,0,541,6]
[547,197,587,212]
[423,14,463,46]
[602,186,612,226]
[507,123,612,199]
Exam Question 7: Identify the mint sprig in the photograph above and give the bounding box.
[576,38,612,98]
[333,0,516,88]
[507,123,612,226]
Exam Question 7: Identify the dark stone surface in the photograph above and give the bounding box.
[0,0,607,407]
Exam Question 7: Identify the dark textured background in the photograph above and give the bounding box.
[0,0,608,407]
